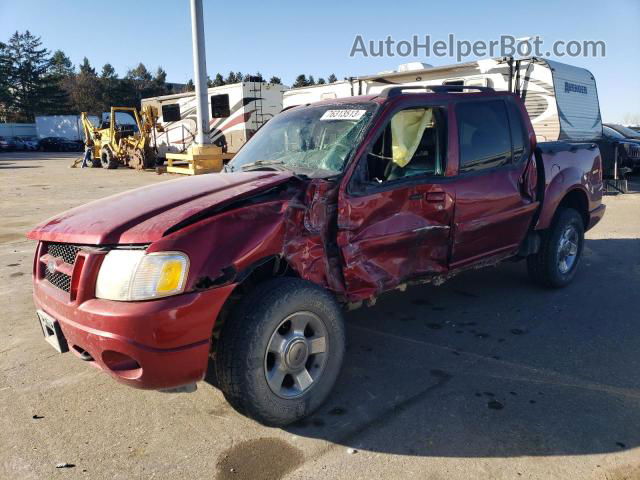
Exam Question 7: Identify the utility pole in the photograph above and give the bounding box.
[165,0,227,174]
[190,0,210,145]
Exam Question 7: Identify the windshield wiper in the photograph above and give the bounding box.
[240,159,286,171]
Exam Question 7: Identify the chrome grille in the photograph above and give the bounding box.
[45,270,72,292]
[623,143,640,159]
[43,243,83,293]
[47,243,82,265]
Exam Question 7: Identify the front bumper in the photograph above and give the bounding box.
[33,278,236,390]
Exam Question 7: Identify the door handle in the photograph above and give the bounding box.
[425,192,446,202]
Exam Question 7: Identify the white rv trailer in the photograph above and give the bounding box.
[142,80,287,158]
[282,57,602,142]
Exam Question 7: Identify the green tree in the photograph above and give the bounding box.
[154,67,167,85]
[183,79,195,92]
[5,31,59,121]
[49,50,74,78]
[150,67,168,96]
[212,73,225,87]
[68,57,101,113]
[124,63,154,108]
[225,71,238,84]
[99,63,121,110]
[292,74,309,88]
[317,77,326,85]
[79,57,96,75]
[0,42,13,120]
[268,75,282,85]
[327,73,338,83]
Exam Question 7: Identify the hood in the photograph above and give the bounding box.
[28,171,296,245]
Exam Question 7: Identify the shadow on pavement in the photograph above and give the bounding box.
[0,162,41,169]
[273,237,639,458]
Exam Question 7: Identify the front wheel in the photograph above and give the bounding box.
[527,208,585,288]
[215,277,345,426]
[100,147,118,169]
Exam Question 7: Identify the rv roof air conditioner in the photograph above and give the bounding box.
[397,62,433,72]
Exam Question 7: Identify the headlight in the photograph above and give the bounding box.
[95,250,189,301]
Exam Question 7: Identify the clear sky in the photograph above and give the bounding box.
[1,0,638,122]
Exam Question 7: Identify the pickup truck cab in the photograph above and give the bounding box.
[29,86,605,426]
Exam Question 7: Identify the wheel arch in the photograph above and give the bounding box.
[210,255,299,354]
[536,184,590,230]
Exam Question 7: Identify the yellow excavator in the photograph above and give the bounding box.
[80,106,163,170]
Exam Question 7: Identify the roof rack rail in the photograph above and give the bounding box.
[380,84,495,98]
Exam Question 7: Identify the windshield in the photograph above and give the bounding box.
[227,103,378,176]
[608,124,640,139]
[603,126,625,140]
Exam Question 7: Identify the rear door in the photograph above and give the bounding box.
[337,100,455,299]
[450,97,538,268]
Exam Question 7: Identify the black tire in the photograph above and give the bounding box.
[100,147,118,169]
[215,277,345,426]
[527,208,585,288]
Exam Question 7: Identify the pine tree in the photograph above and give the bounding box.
[268,76,282,85]
[183,79,195,92]
[317,78,326,85]
[225,71,238,84]
[0,42,12,120]
[49,50,74,78]
[79,57,96,76]
[5,31,58,121]
[292,74,308,88]
[328,73,338,83]
[68,57,101,113]
[212,73,225,87]
[124,63,154,108]
[99,63,121,110]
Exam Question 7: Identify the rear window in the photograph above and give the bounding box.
[457,100,511,172]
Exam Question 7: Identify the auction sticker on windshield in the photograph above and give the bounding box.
[320,109,367,121]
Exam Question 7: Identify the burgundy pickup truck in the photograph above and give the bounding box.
[29,86,605,426]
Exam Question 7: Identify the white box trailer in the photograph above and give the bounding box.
[282,57,602,142]
[142,81,287,158]
[35,115,88,141]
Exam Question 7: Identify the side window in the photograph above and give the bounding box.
[211,94,230,118]
[161,104,181,122]
[457,100,511,172]
[361,106,447,184]
[506,99,527,163]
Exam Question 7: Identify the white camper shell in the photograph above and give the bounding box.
[142,81,287,158]
[282,57,602,142]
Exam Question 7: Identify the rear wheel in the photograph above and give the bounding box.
[527,208,585,288]
[215,277,345,426]
[100,147,117,169]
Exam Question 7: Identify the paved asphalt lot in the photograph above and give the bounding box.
[1,152,639,480]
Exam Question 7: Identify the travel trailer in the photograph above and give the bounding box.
[282,57,602,143]
[142,80,287,158]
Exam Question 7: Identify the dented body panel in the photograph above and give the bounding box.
[534,143,604,231]
[28,90,605,390]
